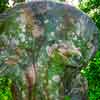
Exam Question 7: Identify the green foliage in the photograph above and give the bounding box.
[0,0,8,13]
[80,0,100,99]
[79,0,100,29]
[0,77,12,100]
[64,96,71,100]
[81,52,100,99]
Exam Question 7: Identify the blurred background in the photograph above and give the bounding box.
[0,0,100,100]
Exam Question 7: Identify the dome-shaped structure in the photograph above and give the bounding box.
[0,1,99,100]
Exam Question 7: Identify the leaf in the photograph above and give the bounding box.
[64,96,71,100]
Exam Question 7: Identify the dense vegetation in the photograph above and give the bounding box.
[0,1,12,100]
[0,0,8,13]
[0,0,100,100]
[79,0,100,99]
